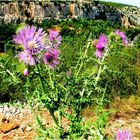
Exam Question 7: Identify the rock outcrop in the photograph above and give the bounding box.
[0,0,140,26]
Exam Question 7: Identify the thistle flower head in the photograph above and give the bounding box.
[115,30,128,46]
[48,29,62,48]
[13,25,47,65]
[96,34,107,49]
[19,51,36,66]
[13,25,61,68]
[95,50,104,58]
[95,34,107,58]
[24,68,29,76]
[43,48,60,68]
[13,25,46,55]
[116,129,133,140]
[48,29,59,41]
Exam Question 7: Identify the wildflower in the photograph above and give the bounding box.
[116,129,133,140]
[95,50,104,58]
[115,30,128,46]
[13,25,62,68]
[24,68,29,76]
[43,48,60,68]
[95,34,107,58]
[19,51,36,66]
[48,29,62,48]
[13,25,46,65]
[48,29,59,41]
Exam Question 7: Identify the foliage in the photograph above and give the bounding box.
[0,19,139,139]
[99,1,130,8]
[0,51,25,102]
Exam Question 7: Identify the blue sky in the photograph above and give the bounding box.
[103,0,140,7]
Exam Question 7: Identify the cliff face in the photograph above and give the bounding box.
[118,6,140,26]
[0,0,139,26]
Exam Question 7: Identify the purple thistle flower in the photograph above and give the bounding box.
[116,129,133,140]
[19,51,36,66]
[13,25,46,65]
[49,29,59,41]
[115,30,128,46]
[43,48,60,68]
[13,26,62,68]
[48,29,62,48]
[95,50,104,58]
[95,34,107,58]
[24,68,29,76]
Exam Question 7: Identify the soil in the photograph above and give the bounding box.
[0,102,140,140]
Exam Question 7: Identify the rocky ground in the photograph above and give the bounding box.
[0,104,36,139]
[0,101,140,140]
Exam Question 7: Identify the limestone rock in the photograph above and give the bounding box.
[0,1,139,26]
[1,120,19,133]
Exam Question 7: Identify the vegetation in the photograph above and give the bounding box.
[0,18,140,139]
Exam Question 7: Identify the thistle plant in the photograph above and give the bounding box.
[88,30,132,139]
[13,24,134,139]
[13,25,63,136]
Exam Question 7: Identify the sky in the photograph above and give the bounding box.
[103,0,140,7]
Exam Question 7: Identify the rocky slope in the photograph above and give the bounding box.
[0,0,140,26]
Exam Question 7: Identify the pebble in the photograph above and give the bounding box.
[0,104,31,119]
[25,126,32,131]
[0,104,33,134]
[20,124,27,132]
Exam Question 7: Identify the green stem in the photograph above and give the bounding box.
[48,106,59,127]
[57,110,62,127]
[36,65,45,98]
[100,83,107,107]
[47,67,54,89]
[94,47,109,87]
[94,63,103,86]
[76,61,83,77]
[0,64,17,82]
[36,65,60,128]
[58,83,67,91]
[76,34,91,77]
